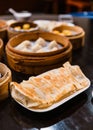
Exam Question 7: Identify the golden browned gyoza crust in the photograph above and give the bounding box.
[63,62,89,89]
[10,62,89,109]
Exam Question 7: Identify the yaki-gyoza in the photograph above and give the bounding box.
[10,62,90,110]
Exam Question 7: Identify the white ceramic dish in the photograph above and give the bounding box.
[12,79,90,113]
[34,20,74,32]
[9,8,32,21]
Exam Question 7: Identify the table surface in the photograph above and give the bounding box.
[0,14,93,130]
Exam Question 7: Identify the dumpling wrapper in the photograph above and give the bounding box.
[10,62,90,109]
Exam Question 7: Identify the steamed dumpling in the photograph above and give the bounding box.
[48,40,58,49]
[37,48,46,53]
[31,44,42,52]
[50,47,58,52]
[14,38,61,53]
[14,40,32,50]
[35,37,46,47]
[21,48,32,52]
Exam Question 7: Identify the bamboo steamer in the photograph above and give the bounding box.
[8,21,39,39]
[6,31,72,75]
[0,63,12,100]
[52,25,85,50]
[0,39,4,61]
[68,31,85,50]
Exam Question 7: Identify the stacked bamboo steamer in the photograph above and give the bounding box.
[0,63,12,100]
[0,21,11,101]
[6,31,72,75]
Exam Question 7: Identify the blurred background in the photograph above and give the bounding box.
[0,0,93,15]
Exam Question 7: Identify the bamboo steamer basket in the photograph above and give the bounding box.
[52,25,85,50]
[6,32,72,75]
[0,20,8,43]
[0,63,12,100]
[0,39,4,61]
[68,30,85,50]
[8,21,39,39]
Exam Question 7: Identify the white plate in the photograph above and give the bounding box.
[12,79,90,113]
[34,20,74,32]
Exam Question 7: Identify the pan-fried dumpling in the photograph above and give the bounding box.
[63,62,90,89]
[10,62,90,109]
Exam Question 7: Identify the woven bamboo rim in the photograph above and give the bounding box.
[0,39,4,61]
[6,41,72,66]
[52,25,84,37]
[6,41,71,60]
[6,31,70,57]
[0,38,3,50]
[6,43,72,74]
[52,25,85,49]
[8,21,39,38]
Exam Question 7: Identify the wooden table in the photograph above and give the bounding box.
[0,14,93,130]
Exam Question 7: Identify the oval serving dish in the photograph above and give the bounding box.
[6,31,72,75]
